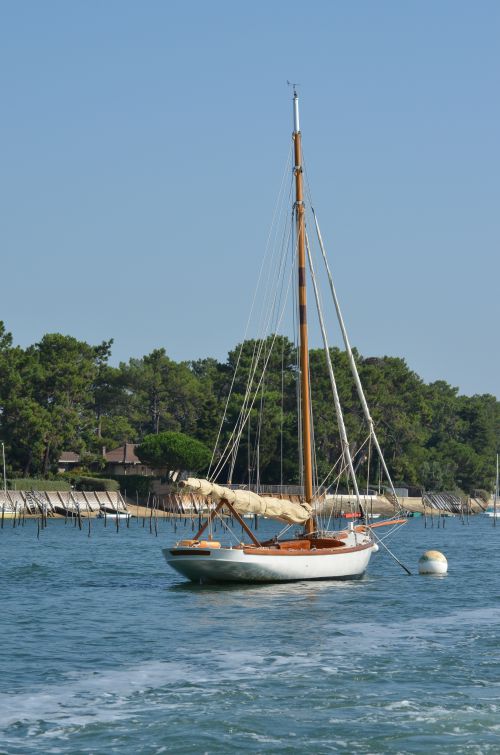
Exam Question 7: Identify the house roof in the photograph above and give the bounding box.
[104,443,140,464]
[58,451,81,463]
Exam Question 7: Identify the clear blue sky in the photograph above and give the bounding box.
[1,1,498,397]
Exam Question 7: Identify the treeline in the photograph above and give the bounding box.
[0,322,498,493]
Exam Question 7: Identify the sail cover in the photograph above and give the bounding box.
[181,478,312,525]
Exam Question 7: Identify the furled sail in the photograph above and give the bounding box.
[181,478,312,525]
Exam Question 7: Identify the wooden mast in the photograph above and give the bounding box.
[293,90,315,534]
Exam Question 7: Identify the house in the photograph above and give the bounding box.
[57,451,81,473]
[103,443,153,476]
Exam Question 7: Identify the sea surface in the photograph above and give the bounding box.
[0,513,499,754]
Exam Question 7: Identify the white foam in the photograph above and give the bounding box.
[385,699,413,710]
[320,605,500,654]
[0,660,191,728]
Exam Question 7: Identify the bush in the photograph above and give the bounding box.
[136,431,210,473]
[7,478,71,491]
[109,475,153,499]
[75,476,119,492]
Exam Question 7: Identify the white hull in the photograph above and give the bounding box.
[98,511,132,520]
[164,539,374,584]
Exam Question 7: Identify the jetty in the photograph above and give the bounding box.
[0,486,488,521]
[0,489,128,519]
[323,492,485,517]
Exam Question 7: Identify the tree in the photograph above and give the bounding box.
[0,332,112,475]
[136,431,211,474]
[90,361,136,450]
[0,319,498,493]
[120,349,203,437]
[214,336,300,484]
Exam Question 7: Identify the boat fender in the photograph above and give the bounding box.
[198,540,221,549]
[418,550,448,575]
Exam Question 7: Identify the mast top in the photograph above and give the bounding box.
[293,89,300,134]
[287,80,300,133]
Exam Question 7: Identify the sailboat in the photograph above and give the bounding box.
[164,91,406,583]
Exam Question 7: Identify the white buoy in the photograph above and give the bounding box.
[418,550,448,575]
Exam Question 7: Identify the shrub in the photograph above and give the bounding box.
[136,431,210,473]
[109,475,153,499]
[75,476,119,492]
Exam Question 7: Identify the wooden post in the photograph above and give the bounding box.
[222,499,261,547]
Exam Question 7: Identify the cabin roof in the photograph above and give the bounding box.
[104,443,140,464]
[58,451,81,463]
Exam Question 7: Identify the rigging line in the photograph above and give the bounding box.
[250,377,266,492]
[306,362,323,527]
[266,184,296,336]
[228,338,260,482]
[216,244,297,482]
[220,192,290,482]
[247,175,294,359]
[311,208,402,515]
[225,188,295,479]
[247,415,251,485]
[302,153,400,512]
[211,506,242,544]
[266,182,296,334]
[276,522,294,540]
[306,355,317,493]
[214,212,295,483]
[220,250,296,482]
[375,522,407,543]
[207,143,294,478]
[254,162,295,338]
[227,203,293,465]
[214,337,264,483]
[317,453,343,491]
[291,213,304,493]
[327,434,371,491]
[305,230,364,516]
[370,528,412,575]
[316,450,346,495]
[210,237,298,482]
[216,301,278,481]
[366,431,372,496]
[247,204,293,431]
[320,435,372,531]
[280,336,285,488]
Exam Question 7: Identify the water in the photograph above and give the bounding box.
[1,515,499,753]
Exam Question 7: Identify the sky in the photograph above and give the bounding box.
[1,1,499,398]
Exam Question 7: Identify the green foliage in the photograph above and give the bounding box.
[0,328,113,475]
[136,431,211,473]
[119,349,203,437]
[0,320,498,493]
[215,336,300,484]
[109,475,153,498]
[75,476,119,492]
